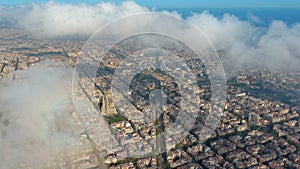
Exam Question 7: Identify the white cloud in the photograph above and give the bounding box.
[0,1,299,71]
[0,61,82,168]
[0,1,150,37]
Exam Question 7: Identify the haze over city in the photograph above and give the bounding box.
[0,0,300,168]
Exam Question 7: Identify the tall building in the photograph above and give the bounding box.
[101,91,118,116]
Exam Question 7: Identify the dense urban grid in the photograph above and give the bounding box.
[1,26,300,169]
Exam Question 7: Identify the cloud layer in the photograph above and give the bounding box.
[187,11,300,72]
[0,1,150,37]
[0,2,300,69]
[0,61,82,168]
[5,1,298,72]
[1,1,299,72]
